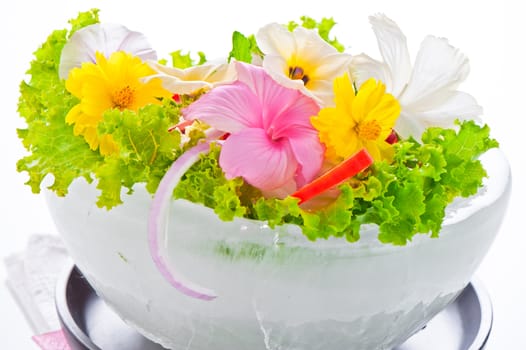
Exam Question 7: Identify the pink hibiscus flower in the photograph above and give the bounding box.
[183,61,324,197]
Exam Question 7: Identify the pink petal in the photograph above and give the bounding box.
[235,61,283,101]
[182,82,262,132]
[235,61,307,117]
[219,128,298,192]
[267,92,320,139]
[234,62,320,137]
[286,128,325,187]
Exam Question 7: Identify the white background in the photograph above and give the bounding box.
[1,0,524,349]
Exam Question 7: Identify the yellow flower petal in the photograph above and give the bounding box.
[65,51,172,156]
[99,134,119,156]
[312,75,401,162]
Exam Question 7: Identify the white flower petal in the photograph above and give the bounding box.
[368,14,412,96]
[148,61,237,94]
[400,35,470,106]
[312,53,353,81]
[413,91,482,125]
[256,22,350,105]
[355,16,480,141]
[395,111,429,141]
[262,55,314,97]
[148,61,186,78]
[293,26,342,60]
[398,91,482,139]
[351,54,393,91]
[59,23,157,80]
[183,63,237,84]
[307,79,334,106]
[256,23,296,58]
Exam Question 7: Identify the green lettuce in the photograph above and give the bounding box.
[16,10,498,246]
[167,121,497,245]
[94,101,182,208]
[168,50,207,68]
[17,9,101,196]
[228,31,260,63]
[288,16,345,52]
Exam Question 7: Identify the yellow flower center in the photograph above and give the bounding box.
[288,66,309,85]
[112,85,135,110]
[356,120,382,141]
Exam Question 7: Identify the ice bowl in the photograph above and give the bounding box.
[45,148,511,350]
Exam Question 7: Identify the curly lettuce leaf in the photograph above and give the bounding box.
[16,10,185,209]
[17,10,101,196]
[228,31,261,63]
[168,50,207,68]
[173,144,246,221]
[173,121,497,246]
[92,102,181,208]
[16,10,498,247]
[288,16,345,52]
[248,121,498,245]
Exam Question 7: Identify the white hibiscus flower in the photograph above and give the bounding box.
[351,14,482,140]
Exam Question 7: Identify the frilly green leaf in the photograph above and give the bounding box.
[17,10,102,197]
[16,11,498,247]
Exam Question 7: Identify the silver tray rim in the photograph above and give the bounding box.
[55,264,492,350]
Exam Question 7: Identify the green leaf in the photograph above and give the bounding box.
[248,121,497,245]
[288,16,345,52]
[170,50,207,68]
[16,11,102,197]
[95,103,181,208]
[16,11,499,248]
[173,144,247,221]
[68,8,99,34]
[228,31,260,63]
[95,158,124,207]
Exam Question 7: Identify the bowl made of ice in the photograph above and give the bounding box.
[45,148,511,350]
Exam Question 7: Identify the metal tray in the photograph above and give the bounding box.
[55,265,492,350]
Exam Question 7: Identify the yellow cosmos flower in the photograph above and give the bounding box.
[65,51,172,155]
[311,74,401,162]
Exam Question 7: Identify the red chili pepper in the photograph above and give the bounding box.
[292,149,374,204]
